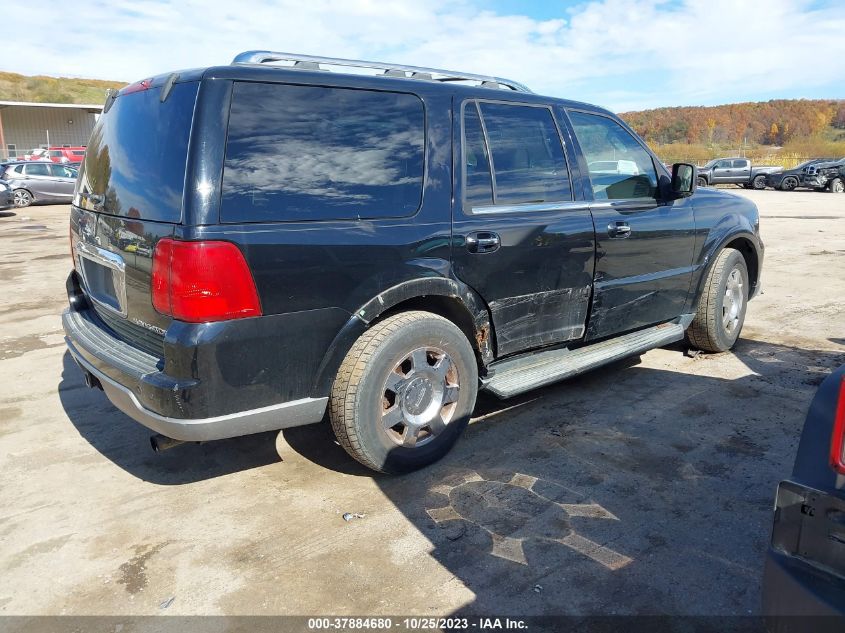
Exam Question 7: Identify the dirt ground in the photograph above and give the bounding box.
[0,189,843,617]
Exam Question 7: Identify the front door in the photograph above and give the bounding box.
[565,109,697,340]
[451,99,596,357]
[710,159,734,184]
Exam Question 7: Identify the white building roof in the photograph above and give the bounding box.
[0,100,103,111]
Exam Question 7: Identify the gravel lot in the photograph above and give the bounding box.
[1,189,843,617]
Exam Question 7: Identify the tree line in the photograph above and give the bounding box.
[621,99,845,146]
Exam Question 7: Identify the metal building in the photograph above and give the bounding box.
[0,101,103,160]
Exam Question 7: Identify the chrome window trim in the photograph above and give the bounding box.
[471,200,591,215]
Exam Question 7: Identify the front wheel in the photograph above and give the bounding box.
[696,177,707,188]
[330,311,478,474]
[751,174,767,190]
[13,189,32,208]
[829,177,844,193]
[687,248,749,353]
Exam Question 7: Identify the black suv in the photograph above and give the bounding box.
[63,51,764,473]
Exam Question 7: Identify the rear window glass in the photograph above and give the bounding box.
[78,81,198,222]
[221,82,425,223]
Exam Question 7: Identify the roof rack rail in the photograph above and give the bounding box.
[231,50,532,93]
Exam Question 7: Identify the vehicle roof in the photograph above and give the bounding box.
[138,63,614,117]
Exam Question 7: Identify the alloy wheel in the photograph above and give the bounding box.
[722,268,744,334]
[381,346,460,448]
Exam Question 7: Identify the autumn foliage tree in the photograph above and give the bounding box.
[621,99,843,147]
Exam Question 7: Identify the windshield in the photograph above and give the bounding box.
[76,81,198,222]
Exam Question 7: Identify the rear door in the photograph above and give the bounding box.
[565,109,696,340]
[732,159,751,183]
[49,164,76,198]
[22,162,58,199]
[451,99,595,357]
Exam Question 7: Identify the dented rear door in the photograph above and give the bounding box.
[451,99,595,358]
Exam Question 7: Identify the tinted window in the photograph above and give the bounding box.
[463,103,493,206]
[732,159,749,168]
[479,103,570,205]
[221,82,425,223]
[25,163,50,176]
[568,110,658,200]
[49,150,63,157]
[715,160,730,169]
[77,81,198,221]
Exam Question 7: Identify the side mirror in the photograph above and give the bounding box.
[671,163,696,198]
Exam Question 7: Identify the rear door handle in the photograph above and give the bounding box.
[466,231,501,253]
[607,222,631,238]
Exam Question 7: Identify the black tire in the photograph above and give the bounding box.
[13,189,32,208]
[687,248,749,353]
[829,177,844,193]
[780,177,798,191]
[330,310,478,474]
[696,176,707,188]
[751,174,767,190]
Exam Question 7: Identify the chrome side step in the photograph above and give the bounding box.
[483,322,685,399]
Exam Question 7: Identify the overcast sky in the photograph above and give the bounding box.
[8,0,844,112]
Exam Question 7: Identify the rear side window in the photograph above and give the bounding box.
[479,103,570,205]
[221,82,425,223]
[461,101,571,209]
[25,163,50,176]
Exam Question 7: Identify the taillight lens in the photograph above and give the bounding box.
[830,376,845,475]
[151,239,262,323]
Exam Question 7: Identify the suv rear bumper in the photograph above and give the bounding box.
[63,305,328,442]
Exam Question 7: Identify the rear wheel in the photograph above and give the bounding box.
[13,189,32,208]
[829,177,844,193]
[751,174,767,190]
[330,311,478,474]
[687,248,749,353]
[780,177,798,191]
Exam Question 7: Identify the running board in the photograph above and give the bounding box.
[483,322,685,399]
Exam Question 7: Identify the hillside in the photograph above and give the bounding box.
[621,99,845,165]
[0,71,125,105]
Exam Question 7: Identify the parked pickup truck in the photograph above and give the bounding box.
[696,157,781,189]
[63,51,764,474]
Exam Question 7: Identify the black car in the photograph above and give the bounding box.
[766,159,834,191]
[1,161,78,207]
[763,365,845,628]
[62,51,763,473]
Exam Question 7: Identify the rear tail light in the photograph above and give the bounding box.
[151,239,262,323]
[830,376,845,475]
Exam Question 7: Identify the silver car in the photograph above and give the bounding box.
[0,161,78,208]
